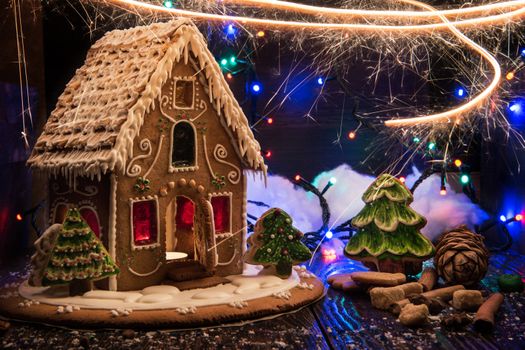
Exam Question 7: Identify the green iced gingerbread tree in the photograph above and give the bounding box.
[344,174,435,275]
[245,208,312,278]
[42,208,119,295]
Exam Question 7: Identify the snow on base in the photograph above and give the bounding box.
[18,266,301,311]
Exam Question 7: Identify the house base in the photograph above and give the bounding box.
[0,268,324,329]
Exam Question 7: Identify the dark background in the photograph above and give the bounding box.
[0,0,524,265]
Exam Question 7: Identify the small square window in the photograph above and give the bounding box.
[174,79,195,109]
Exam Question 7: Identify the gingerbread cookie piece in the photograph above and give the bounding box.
[350,271,406,286]
[398,303,429,327]
[451,290,484,311]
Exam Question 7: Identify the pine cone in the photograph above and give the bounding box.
[434,226,489,286]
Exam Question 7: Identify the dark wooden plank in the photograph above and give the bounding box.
[307,250,525,350]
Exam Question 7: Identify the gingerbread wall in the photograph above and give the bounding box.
[113,57,247,291]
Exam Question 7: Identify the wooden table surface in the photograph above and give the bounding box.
[1,250,524,350]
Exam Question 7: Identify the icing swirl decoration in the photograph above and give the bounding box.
[213,144,241,185]
[126,138,153,177]
[98,0,525,126]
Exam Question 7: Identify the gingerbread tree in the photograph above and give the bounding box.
[245,208,312,278]
[42,208,119,295]
[344,174,435,275]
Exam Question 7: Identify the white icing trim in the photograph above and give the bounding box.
[190,99,207,122]
[108,174,117,291]
[125,139,152,177]
[168,120,198,173]
[208,192,233,237]
[213,144,241,185]
[127,262,162,277]
[129,195,161,251]
[143,134,165,178]
[241,173,248,257]
[173,76,196,110]
[217,245,238,266]
[160,95,177,123]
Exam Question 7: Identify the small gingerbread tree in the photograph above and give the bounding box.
[245,208,312,278]
[42,208,119,296]
[344,174,435,275]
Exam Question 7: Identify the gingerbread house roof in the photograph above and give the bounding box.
[28,19,266,178]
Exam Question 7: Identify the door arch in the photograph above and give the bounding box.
[164,183,217,272]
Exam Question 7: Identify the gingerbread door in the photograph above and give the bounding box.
[166,195,217,273]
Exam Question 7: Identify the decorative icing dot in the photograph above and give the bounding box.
[267,248,272,253]
[288,235,293,240]
[270,234,275,239]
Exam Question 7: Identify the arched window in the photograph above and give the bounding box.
[171,122,196,168]
[80,207,101,238]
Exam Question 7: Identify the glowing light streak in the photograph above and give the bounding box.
[105,1,525,31]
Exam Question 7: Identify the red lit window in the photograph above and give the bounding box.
[132,200,158,246]
[211,196,230,234]
[80,208,101,238]
[176,197,194,230]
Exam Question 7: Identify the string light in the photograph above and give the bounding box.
[440,188,447,196]
[428,142,436,150]
[399,176,406,183]
[264,150,272,158]
[256,30,265,37]
[460,174,470,184]
[455,87,467,98]
[162,0,174,8]
[506,71,515,80]
[225,23,237,37]
[294,174,301,181]
[325,231,333,239]
[348,131,356,140]
[329,177,337,185]
[251,82,262,94]
[413,136,421,143]
[15,213,23,221]
[220,58,228,66]
[226,72,233,80]
[267,117,274,124]
[500,215,507,222]
[454,159,462,167]
[316,77,324,85]
[509,100,523,115]
[515,214,523,221]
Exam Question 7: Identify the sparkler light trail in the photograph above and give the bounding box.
[101,0,516,127]
[104,0,525,31]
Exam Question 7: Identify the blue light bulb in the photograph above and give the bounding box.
[326,231,333,239]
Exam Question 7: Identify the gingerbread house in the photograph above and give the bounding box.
[27,19,267,291]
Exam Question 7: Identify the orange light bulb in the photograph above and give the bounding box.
[294,175,301,181]
[454,159,462,167]
[399,176,406,183]
[256,30,265,37]
[15,213,23,221]
[506,71,515,80]
[267,117,274,125]
[515,214,523,221]
[440,189,447,196]
[348,131,356,140]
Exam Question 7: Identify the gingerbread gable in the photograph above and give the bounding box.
[28,19,266,178]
